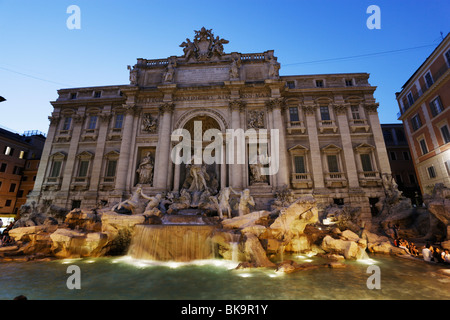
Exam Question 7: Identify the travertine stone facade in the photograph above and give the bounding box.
[29,28,392,224]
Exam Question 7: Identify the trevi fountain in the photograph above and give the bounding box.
[1,158,450,301]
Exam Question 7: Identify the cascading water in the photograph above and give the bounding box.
[128,224,217,262]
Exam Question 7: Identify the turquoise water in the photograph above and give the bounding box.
[1,254,449,300]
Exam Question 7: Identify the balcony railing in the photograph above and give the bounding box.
[291,172,313,189]
[318,120,338,133]
[324,172,347,187]
[399,62,449,116]
[358,171,382,187]
[287,121,306,134]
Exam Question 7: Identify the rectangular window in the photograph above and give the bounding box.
[19,150,25,159]
[411,114,422,131]
[5,199,12,207]
[446,49,450,67]
[427,166,437,179]
[445,160,450,176]
[424,72,434,88]
[345,79,353,87]
[402,151,411,160]
[88,116,98,130]
[289,107,299,122]
[114,114,124,129]
[327,155,339,173]
[13,166,22,175]
[351,106,360,119]
[17,190,24,198]
[286,81,295,89]
[70,92,77,100]
[78,160,89,177]
[9,183,16,193]
[407,92,414,106]
[62,117,72,130]
[429,96,443,117]
[294,156,306,173]
[0,163,6,172]
[390,151,397,161]
[360,154,373,172]
[106,160,117,177]
[4,146,12,156]
[419,139,428,155]
[320,106,330,120]
[50,161,62,178]
[94,91,102,98]
[315,80,324,88]
[440,125,450,144]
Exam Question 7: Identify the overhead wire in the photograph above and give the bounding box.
[283,43,439,67]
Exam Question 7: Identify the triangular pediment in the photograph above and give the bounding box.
[288,144,309,152]
[321,144,342,152]
[76,151,94,159]
[50,151,67,159]
[354,143,375,152]
[104,150,120,158]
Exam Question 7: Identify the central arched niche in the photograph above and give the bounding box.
[183,115,222,139]
[177,115,223,193]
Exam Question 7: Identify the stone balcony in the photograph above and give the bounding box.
[318,120,338,134]
[324,172,347,188]
[43,177,62,191]
[291,173,313,189]
[358,171,382,187]
[349,119,370,133]
[287,121,306,134]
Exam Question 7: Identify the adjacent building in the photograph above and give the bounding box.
[0,128,46,215]
[29,28,393,224]
[381,123,421,203]
[396,33,450,195]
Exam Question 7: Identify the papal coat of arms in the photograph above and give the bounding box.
[179,27,229,61]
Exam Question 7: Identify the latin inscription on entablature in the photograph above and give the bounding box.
[176,66,230,84]
[174,94,230,102]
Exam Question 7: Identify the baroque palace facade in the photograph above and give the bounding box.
[29,28,392,224]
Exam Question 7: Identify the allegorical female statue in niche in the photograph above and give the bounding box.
[136,152,154,185]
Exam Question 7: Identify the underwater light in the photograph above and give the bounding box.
[357,258,377,265]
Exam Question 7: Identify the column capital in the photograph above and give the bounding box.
[363,102,379,114]
[122,103,138,115]
[265,98,285,111]
[159,102,175,115]
[228,100,246,112]
[333,104,349,115]
[48,115,61,125]
[99,113,112,123]
[302,104,317,115]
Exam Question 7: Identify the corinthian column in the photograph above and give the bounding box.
[334,104,359,188]
[303,104,324,189]
[29,114,61,203]
[114,104,137,195]
[364,103,391,175]
[267,98,289,187]
[153,102,175,190]
[228,100,245,189]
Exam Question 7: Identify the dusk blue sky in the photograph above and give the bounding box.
[0,0,449,134]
